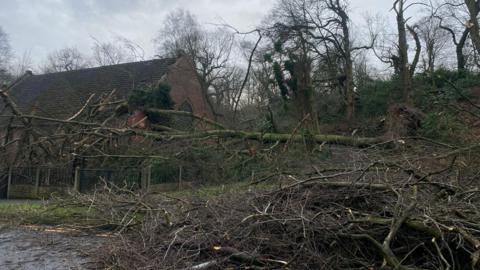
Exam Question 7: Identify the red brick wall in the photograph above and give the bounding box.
[166,57,214,120]
[127,110,149,129]
[0,129,22,165]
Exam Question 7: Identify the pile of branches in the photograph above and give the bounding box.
[60,154,480,270]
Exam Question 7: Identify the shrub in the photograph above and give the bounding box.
[150,159,179,185]
[128,82,175,109]
[128,82,175,124]
[414,69,477,110]
[316,91,345,124]
[419,112,468,143]
[356,79,398,118]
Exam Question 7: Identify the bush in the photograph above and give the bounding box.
[414,69,477,110]
[128,82,175,109]
[316,91,345,124]
[150,159,179,184]
[419,112,468,143]
[356,79,399,118]
[128,82,175,124]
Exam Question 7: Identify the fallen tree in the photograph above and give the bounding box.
[0,113,385,147]
[135,129,385,147]
[57,153,480,269]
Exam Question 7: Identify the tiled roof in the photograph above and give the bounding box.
[0,58,177,122]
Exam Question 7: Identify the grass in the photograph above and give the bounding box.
[0,181,275,228]
[0,202,96,226]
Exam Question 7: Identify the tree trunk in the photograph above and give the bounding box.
[345,58,355,121]
[439,24,469,72]
[466,0,480,54]
[457,28,469,71]
[294,53,319,134]
[408,26,421,77]
[396,0,413,105]
[137,129,384,148]
[339,4,355,121]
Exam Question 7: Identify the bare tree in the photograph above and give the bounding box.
[212,66,245,111]
[155,9,202,58]
[330,0,356,121]
[392,0,423,105]
[265,0,374,126]
[371,3,422,103]
[92,40,126,66]
[117,36,145,62]
[266,0,321,132]
[308,0,374,120]
[91,36,145,66]
[42,47,90,73]
[417,16,448,75]
[0,26,13,83]
[154,9,235,119]
[433,0,474,71]
[438,21,470,71]
[10,50,34,78]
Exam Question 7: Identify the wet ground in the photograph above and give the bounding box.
[0,226,105,270]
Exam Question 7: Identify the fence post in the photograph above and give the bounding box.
[46,168,51,186]
[73,166,80,192]
[147,165,152,189]
[141,166,152,191]
[6,167,12,199]
[141,167,145,190]
[34,166,41,197]
[141,167,147,191]
[178,166,183,190]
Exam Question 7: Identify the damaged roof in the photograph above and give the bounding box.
[0,58,177,122]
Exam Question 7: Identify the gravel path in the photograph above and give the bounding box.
[0,227,104,270]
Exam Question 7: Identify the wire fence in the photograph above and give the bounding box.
[9,166,74,187]
[0,165,145,198]
[0,171,8,198]
[78,167,142,193]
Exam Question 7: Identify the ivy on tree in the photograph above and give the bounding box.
[265,38,320,134]
[128,82,175,125]
[268,41,299,101]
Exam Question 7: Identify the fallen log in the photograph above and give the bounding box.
[213,246,263,266]
[1,109,387,158]
[136,129,385,148]
[133,107,385,147]
[351,216,442,238]
[143,107,226,130]
[2,114,385,148]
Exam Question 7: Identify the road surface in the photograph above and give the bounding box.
[0,226,104,270]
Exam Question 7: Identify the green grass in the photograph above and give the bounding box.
[0,181,275,228]
[0,202,95,226]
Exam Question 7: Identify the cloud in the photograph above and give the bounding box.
[0,0,402,68]
[1,0,278,66]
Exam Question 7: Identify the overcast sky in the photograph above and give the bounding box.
[0,0,397,67]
